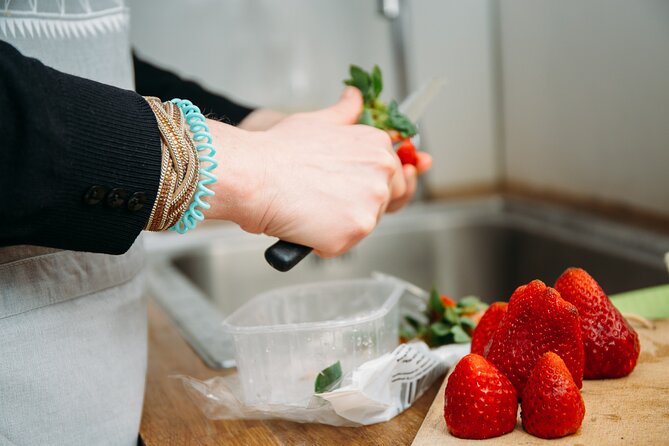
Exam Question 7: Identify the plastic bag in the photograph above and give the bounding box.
[177,341,469,426]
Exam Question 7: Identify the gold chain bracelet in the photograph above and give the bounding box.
[143,97,200,231]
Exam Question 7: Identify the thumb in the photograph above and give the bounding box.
[310,86,363,125]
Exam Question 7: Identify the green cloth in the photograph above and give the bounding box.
[611,284,669,320]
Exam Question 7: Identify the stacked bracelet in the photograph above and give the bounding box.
[143,97,218,233]
[169,99,218,234]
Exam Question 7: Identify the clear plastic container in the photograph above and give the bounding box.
[221,278,403,406]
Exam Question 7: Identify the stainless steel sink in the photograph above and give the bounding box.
[147,197,669,368]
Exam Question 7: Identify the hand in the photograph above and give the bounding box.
[237,108,286,131]
[236,102,431,213]
[206,87,432,257]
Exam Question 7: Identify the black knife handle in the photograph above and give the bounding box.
[264,240,313,272]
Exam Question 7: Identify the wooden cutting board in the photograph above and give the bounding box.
[412,320,669,446]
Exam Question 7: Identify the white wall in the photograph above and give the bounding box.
[129,0,400,110]
[407,0,499,190]
[128,0,500,192]
[129,0,669,217]
[499,0,669,216]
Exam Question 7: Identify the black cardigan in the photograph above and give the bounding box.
[0,41,253,254]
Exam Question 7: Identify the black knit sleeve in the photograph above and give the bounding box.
[133,53,255,125]
[0,40,162,255]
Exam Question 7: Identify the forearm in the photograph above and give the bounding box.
[0,41,162,254]
[237,109,286,131]
[0,42,424,259]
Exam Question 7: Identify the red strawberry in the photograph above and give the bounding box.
[486,280,584,396]
[444,354,518,439]
[555,267,640,379]
[396,139,418,166]
[440,294,456,308]
[471,302,507,355]
[521,352,585,439]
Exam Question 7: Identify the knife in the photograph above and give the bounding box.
[264,77,446,272]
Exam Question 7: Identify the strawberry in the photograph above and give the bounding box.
[440,294,456,308]
[486,280,584,396]
[521,352,585,439]
[444,354,518,439]
[386,129,403,143]
[396,139,418,166]
[471,302,507,356]
[555,267,640,379]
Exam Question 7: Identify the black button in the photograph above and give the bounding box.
[82,185,108,206]
[106,188,129,208]
[127,192,147,212]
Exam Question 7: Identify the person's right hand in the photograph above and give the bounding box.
[205,87,431,257]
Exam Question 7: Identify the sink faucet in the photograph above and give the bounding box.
[379,0,428,202]
[378,0,410,100]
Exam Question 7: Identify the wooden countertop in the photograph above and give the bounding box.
[140,299,441,446]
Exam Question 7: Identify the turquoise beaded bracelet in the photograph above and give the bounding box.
[170,99,218,234]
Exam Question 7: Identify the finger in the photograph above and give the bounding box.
[415,152,433,174]
[313,230,367,259]
[308,86,363,125]
[389,155,407,201]
[387,164,417,213]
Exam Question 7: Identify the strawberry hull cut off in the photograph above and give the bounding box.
[486,280,584,396]
[443,353,518,440]
[555,267,640,379]
[471,301,507,356]
[521,352,585,439]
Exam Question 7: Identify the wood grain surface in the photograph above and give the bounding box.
[412,320,669,446]
[140,299,441,446]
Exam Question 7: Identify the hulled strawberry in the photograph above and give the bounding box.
[444,354,518,439]
[555,267,640,379]
[396,138,418,166]
[471,302,507,355]
[486,280,584,396]
[521,352,585,439]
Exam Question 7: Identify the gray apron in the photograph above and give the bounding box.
[0,1,146,445]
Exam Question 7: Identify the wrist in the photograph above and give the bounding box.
[205,120,272,232]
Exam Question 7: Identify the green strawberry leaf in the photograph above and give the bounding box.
[385,100,418,137]
[430,321,452,337]
[416,323,429,339]
[451,325,472,343]
[460,316,477,330]
[458,296,482,308]
[428,286,445,316]
[343,65,417,136]
[344,65,375,103]
[404,314,422,330]
[358,107,375,126]
[345,65,368,90]
[444,306,459,325]
[371,65,383,99]
[314,360,343,393]
[400,320,418,340]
